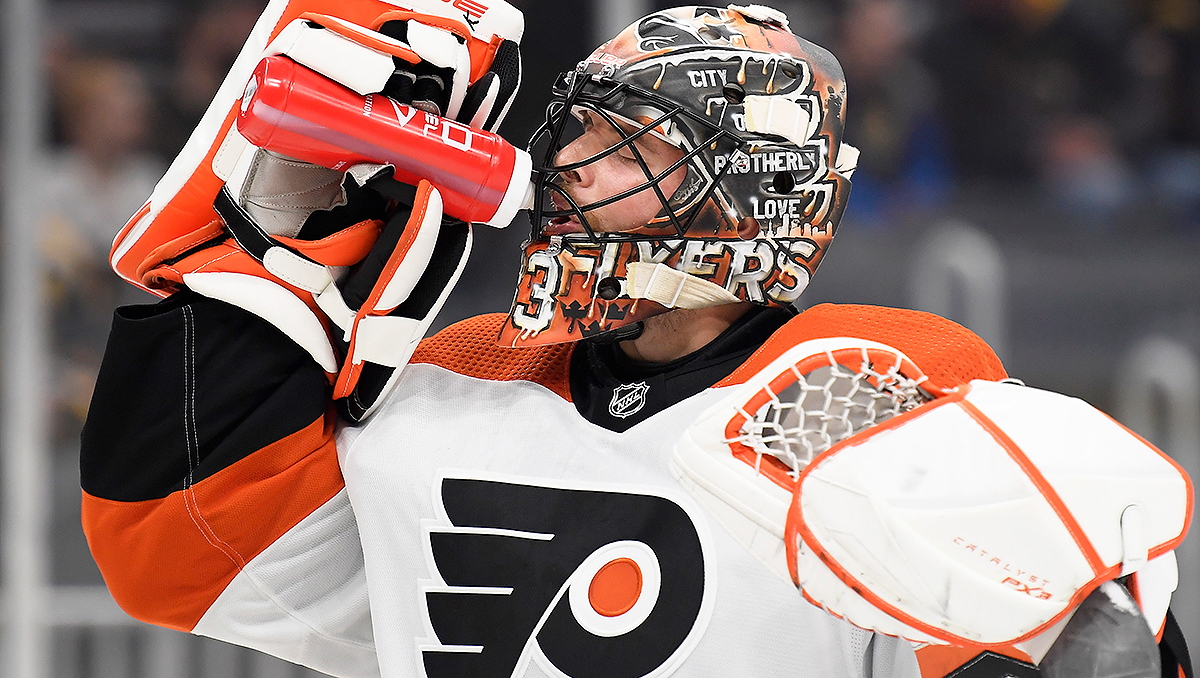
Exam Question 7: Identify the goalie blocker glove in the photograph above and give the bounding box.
[154,156,468,422]
[111,0,524,293]
[108,0,526,421]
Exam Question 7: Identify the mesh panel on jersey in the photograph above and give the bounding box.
[722,303,1006,391]
[410,313,575,400]
[844,627,874,678]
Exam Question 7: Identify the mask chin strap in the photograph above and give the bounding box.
[585,321,644,344]
[625,262,740,310]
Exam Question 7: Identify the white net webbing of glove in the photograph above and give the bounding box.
[723,345,933,487]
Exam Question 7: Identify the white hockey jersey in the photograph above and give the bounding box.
[82,300,1030,678]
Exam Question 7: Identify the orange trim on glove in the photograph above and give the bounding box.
[369,9,504,84]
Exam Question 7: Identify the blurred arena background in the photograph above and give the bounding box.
[1,0,1198,676]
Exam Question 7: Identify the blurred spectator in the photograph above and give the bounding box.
[834,0,951,226]
[1129,0,1200,221]
[921,0,1073,184]
[156,0,260,159]
[39,55,162,448]
[1042,115,1137,218]
[916,0,1200,227]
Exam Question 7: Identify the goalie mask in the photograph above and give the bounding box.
[499,5,857,347]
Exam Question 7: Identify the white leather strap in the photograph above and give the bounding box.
[183,271,338,372]
[743,96,818,146]
[267,18,397,96]
[314,283,356,338]
[836,142,859,178]
[626,262,739,309]
[262,246,334,294]
[351,315,424,367]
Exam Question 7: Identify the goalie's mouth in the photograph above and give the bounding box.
[543,192,587,236]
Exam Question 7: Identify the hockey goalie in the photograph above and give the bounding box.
[81,2,1192,677]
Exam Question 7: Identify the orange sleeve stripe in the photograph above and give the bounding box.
[81,410,344,631]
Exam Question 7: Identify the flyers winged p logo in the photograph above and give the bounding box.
[419,473,715,678]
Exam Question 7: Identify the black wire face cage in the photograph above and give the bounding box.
[526,69,748,244]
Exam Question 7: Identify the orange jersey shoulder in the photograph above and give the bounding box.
[718,303,1007,390]
[410,313,576,401]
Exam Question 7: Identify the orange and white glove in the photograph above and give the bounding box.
[149,169,467,422]
[111,0,524,421]
[264,4,522,131]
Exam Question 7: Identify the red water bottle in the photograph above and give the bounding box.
[236,55,532,228]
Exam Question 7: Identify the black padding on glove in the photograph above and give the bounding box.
[214,186,283,263]
[298,176,389,240]
[339,205,414,310]
[457,71,498,127]
[1160,609,1193,678]
[363,169,419,206]
[390,218,469,321]
[483,39,521,130]
[337,218,469,422]
[378,19,460,116]
[329,170,424,309]
[458,40,522,131]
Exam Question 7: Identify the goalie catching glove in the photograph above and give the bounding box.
[108,0,527,421]
[671,304,1192,661]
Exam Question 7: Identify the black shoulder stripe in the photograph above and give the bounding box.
[81,291,330,502]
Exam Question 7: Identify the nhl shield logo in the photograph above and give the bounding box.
[609,382,650,419]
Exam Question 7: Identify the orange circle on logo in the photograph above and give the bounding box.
[588,557,644,617]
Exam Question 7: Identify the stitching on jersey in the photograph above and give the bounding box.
[181,304,208,544]
[183,304,197,484]
[180,304,249,569]
[409,313,574,398]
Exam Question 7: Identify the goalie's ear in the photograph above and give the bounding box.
[789,379,1192,648]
